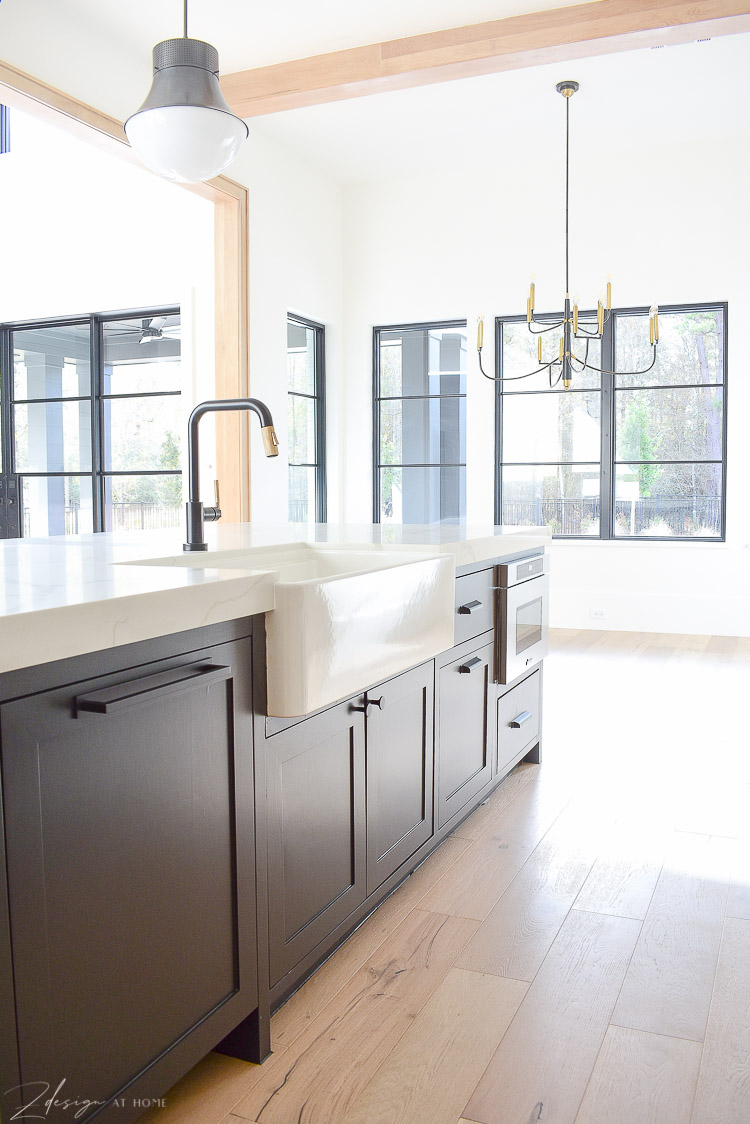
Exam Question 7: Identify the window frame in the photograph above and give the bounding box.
[287,312,327,524]
[372,319,468,524]
[0,304,181,537]
[494,301,728,542]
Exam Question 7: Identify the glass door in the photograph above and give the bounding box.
[11,322,94,537]
[0,308,181,539]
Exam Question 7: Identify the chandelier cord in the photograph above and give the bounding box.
[566,96,571,296]
[184,0,188,38]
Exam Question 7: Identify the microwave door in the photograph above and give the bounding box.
[498,574,550,684]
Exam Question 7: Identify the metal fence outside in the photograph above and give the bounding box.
[23,503,183,537]
[501,496,722,537]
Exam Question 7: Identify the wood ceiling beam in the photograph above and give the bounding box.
[221,0,750,116]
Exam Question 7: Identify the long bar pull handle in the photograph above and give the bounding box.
[459,657,482,674]
[510,710,532,729]
[75,662,232,716]
[458,600,483,614]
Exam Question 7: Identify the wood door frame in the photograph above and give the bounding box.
[0,59,250,521]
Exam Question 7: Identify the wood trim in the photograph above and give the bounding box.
[0,59,250,521]
[221,1,750,116]
[214,188,250,521]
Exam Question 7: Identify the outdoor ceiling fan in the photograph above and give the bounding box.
[138,316,168,344]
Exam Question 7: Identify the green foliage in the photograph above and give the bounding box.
[618,397,662,497]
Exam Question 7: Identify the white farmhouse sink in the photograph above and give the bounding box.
[121,543,456,716]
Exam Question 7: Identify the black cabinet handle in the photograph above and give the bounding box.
[350,694,385,714]
[459,657,482,674]
[458,600,483,615]
[75,662,232,716]
[510,710,532,729]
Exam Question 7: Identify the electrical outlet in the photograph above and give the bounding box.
[590,608,606,619]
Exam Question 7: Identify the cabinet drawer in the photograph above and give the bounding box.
[454,569,494,645]
[497,670,541,775]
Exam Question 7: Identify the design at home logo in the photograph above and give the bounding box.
[5,1078,166,1119]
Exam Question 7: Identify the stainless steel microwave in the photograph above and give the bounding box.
[495,553,550,684]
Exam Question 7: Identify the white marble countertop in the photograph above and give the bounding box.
[0,522,550,674]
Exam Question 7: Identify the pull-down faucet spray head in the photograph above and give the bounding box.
[184,397,279,551]
[261,424,280,457]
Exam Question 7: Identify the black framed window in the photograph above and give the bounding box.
[374,321,467,524]
[287,314,326,523]
[495,303,727,540]
[0,307,181,538]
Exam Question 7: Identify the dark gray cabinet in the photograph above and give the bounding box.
[437,638,495,828]
[365,661,434,892]
[266,700,367,987]
[266,660,433,989]
[0,632,259,1124]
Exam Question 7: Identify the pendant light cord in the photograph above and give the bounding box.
[184,0,188,38]
[566,96,571,296]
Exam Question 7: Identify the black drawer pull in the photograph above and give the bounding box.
[459,657,482,674]
[510,710,532,729]
[458,600,483,615]
[75,662,232,716]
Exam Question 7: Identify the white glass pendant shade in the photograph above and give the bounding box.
[125,105,247,183]
[125,38,249,184]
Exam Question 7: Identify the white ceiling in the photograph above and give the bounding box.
[250,34,750,184]
[52,0,586,72]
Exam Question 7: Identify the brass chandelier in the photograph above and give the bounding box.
[477,80,660,391]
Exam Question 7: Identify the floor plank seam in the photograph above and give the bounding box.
[572,905,652,924]
[608,1020,705,1045]
[572,906,645,1049]
[570,1021,610,1124]
[683,911,730,1123]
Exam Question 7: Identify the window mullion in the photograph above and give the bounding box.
[90,315,104,533]
[600,315,615,539]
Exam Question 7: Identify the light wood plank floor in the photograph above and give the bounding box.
[143,629,750,1124]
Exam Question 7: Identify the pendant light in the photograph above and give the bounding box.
[125,0,248,183]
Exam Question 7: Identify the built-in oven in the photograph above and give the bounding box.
[495,552,550,684]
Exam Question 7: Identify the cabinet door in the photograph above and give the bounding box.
[0,639,256,1121]
[437,640,495,828]
[266,702,366,987]
[366,661,434,893]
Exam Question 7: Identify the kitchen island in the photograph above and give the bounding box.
[0,522,549,1123]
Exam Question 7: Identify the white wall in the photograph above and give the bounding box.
[233,128,345,523]
[342,139,750,636]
